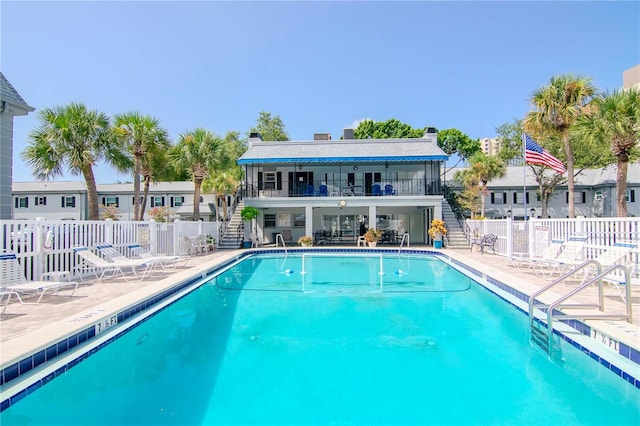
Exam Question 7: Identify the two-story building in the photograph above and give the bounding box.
[237,129,448,245]
[11,181,219,221]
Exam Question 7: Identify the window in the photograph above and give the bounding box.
[565,192,586,204]
[264,172,277,190]
[61,196,76,208]
[101,196,119,207]
[491,192,507,204]
[15,197,28,208]
[594,190,603,202]
[277,212,291,227]
[625,189,636,203]
[35,196,47,206]
[171,196,184,207]
[512,192,529,204]
[293,213,305,227]
[264,214,276,227]
[132,196,144,205]
[150,196,165,207]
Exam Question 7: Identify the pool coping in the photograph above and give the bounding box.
[1,247,639,412]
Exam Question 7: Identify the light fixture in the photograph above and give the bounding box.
[530,208,536,218]
[385,162,389,169]
[339,200,347,208]
[353,165,358,171]
[298,164,302,170]
[507,209,512,218]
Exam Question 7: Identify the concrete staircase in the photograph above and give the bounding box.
[441,200,469,249]
[217,201,245,249]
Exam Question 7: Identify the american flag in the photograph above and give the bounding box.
[524,134,566,174]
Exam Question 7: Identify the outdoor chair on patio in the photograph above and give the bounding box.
[577,242,638,287]
[536,234,588,277]
[470,234,497,254]
[0,251,79,304]
[507,238,564,272]
[74,246,158,282]
[384,184,396,196]
[127,244,190,268]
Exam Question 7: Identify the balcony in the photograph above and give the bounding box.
[242,178,442,199]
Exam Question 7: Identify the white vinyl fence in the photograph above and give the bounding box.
[0,219,220,281]
[466,217,639,272]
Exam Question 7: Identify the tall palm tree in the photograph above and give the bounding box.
[573,88,640,216]
[524,74,597,218]
[113,112,170,220]
[170,128,230,221]
[139,135,172,219]
[21,103,131,220]
[468,152,506,217]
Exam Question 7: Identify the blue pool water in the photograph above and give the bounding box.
[1,254,639,425]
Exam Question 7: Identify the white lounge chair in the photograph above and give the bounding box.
[73,246,157,282]
[126,243,190,268]
[0,252,79,304]
[507,238,564,272]
[580,242,638,286]
[537,234,588,277]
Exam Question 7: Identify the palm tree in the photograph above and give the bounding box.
[170,129,230,221]
[524,74,597,218]
[202,168,242,222]
[21,103,131,220]
[468,152,506,217]
[113,112,170,220]
[139,135,171,220]
[573,88,640,216]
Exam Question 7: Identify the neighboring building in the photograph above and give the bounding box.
[0,73,34,219]
[446,163,640,219]
[479,137,501,156]
[237,129,448,245]
[11,181,218,221]
[623,64,640,90]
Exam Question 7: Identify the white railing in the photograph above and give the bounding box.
[0,219,220,280]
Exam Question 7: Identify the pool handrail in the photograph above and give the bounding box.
[398,232,410,254]
[276,233,288,255]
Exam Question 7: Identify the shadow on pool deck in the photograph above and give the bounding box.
[1,246,638,365]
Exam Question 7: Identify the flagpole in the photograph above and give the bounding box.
[522,132,527,221]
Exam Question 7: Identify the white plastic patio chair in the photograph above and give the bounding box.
[507,238,564,272]
[0,251,79,304]
[537,234,588,277]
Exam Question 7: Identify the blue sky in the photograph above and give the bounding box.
[3,1,639,184]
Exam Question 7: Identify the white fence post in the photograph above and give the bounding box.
[506,218,513,257]
[34,217,45,279]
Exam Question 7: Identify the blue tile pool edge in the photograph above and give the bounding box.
[1,248,638,413]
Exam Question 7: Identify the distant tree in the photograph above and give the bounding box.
[573,88,640,217]
[202,168,242,221]
[524,74,597,218]
[139,135,171,219]
[113,112,170,220]
[468,152,506,217]
[529,165,566,218]
[353,119,426,139]
[22,103,131,220]
[453,168,482,218]
[249,111,289,141]
[170,129,231,221]
[496,119,525,164]
[437,128,481,163]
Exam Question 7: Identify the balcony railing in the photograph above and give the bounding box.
[242,178,442,199]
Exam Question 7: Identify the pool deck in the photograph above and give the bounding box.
[1,247,639,369]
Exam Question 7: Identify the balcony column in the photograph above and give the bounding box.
[368,205,377,229]
[305,205,313,236]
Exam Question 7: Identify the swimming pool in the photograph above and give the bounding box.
[1,252,639,425]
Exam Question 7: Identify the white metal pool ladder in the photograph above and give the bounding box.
[528,261,632,356]
[398,233,410,254]
[276,233,288,255]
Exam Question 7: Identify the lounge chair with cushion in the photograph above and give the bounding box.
[0,251,79,304]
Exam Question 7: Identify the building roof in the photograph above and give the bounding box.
[447,162,640,188]
[12,181,197,193]
[238,137,448,165]
[0,72,34,112]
